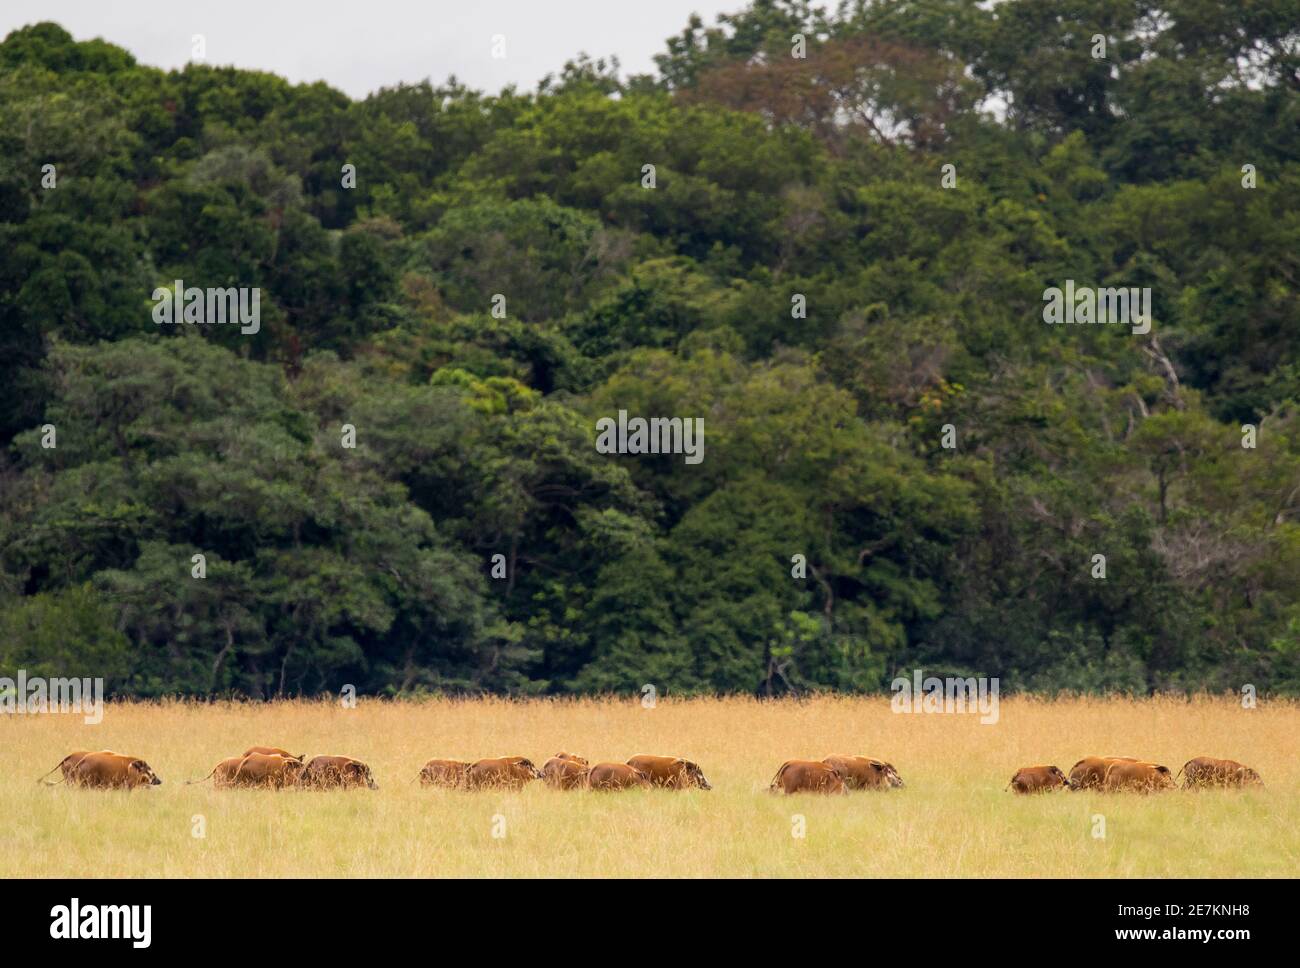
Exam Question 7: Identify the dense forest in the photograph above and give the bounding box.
[1,1,1297,699]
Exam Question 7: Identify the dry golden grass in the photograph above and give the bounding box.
[2,695,1295,877]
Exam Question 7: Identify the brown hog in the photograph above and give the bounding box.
[587,763,652,791]
[1180,756,1263,789]
[69,752,161,789]
[542,756,591,790]
[626,754,711,790]
[1006,765,1069,794]
[1102,760,1177,793]
[465,756,544,790]
[231,752,306,789]
[823,755,904,791]
[769,760,847,795]
[419,759,471,788]
[301,755,378,790]
[1068,756,1139,790]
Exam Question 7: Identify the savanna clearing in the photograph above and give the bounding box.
[2,696,1295,877]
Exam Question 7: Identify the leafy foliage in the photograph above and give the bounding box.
[1,5,1297,696]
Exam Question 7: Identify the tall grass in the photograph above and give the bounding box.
[2,695,1294,877]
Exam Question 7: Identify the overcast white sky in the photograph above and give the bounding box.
[1,1,748,98]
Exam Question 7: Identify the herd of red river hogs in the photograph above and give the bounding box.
[39,747,1264,794]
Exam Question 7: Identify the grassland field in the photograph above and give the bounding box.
[2,695,1295,877]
